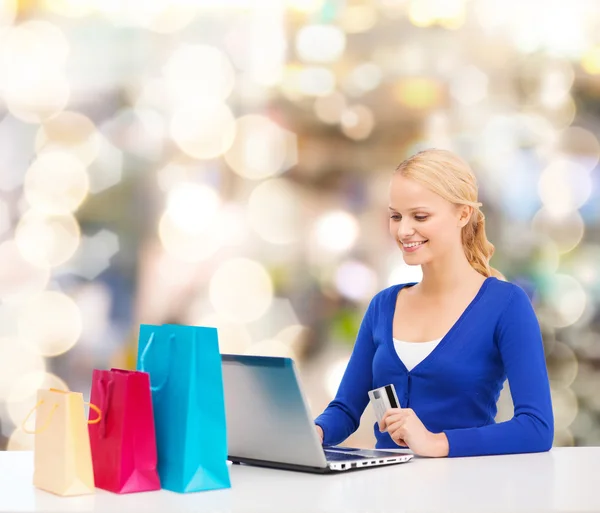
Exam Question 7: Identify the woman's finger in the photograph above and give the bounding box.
[386,418,407,433]
[391,425,406,443]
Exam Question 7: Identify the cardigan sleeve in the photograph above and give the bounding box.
[314,298,377,446]
[442,285,554,457]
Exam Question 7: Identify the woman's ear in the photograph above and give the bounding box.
[457,205,473,228]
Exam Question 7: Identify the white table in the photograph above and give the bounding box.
[1,448,598,513]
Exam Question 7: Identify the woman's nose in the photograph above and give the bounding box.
[397,219,414,238]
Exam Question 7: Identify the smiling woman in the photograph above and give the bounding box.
[390,149,503,280]
[314,148,554,459]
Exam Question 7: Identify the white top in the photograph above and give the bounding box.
[393,337,443,371]
[1,449,599,512]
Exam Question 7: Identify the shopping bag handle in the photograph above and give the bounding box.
[21,400,59,435]
[87,402,102,425]
[139,331,171,392]
[21,399,101,434]
[97,377,114,437]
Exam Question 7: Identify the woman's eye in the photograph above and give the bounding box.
[415,216,428,221]
[390,215,401,221]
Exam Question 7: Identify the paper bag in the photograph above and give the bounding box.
[88,369,161,493]
[23,389,100,496]
[137,324,231,493]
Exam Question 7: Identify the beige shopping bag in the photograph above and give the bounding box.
[22,388,101,496]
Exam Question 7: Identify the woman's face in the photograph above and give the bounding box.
[388,174,468,265]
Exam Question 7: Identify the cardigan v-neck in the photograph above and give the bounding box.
[387,278,493,375]
[315,278,554,458]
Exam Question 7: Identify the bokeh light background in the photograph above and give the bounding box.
[1,0,600,451]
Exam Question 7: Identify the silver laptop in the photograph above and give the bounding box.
[221,354,414,474]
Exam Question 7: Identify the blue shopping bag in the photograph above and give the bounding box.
[136,324,231,493]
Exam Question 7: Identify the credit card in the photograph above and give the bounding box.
[368,384,400,424]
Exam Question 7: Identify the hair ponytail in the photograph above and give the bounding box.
[462,210,504,280]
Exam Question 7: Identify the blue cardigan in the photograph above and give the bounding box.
[315,277,554,457]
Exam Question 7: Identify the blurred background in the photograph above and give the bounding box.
[1,0,599,452]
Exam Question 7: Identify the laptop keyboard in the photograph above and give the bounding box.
[324,449,403,461]
[324,450,368,462]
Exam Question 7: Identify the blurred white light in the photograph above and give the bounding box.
[325,358,348,399]
[87,136,123,193]
[225,115,297,180]
[143,3,198,34]
[42,0,95,18]
[335,260,378,302]
[0,21,71,123]
[35,111,101,166]
[314,211,359,254]
[423,111,453,149]
[473,0,511,33]
[65,229,119,280]
[538,159,591,216]
[582,45,600,75]
[223,7,286,87]
[248,179,301,245]
[246,297,300,345]
[5,72,70,124]
[0,0,17,26]
[547,341,578,389]
[339,5,378,33]
[535,235,560,275]
[72,282,112,344]
[18,291,82,357]
[170,103,236,160]
[0,240,50,303]
[297,67,336,97]
[345,62,383,96]
[7,428,33,451]
[24,151,89,215]
[158,212,221,263]
[561,244,600,288]
[314,92,347,124]
[276,324,309,355]
[545,95,577,130]
[286,0,323,13]
[164,44,235,105]
[450,65,489,105]
[209,258,274,324]
[0,336,45,401]
[341,105,375,140]
[551,386,578,430]
[408,0,466,28]
[539,63,574,109]
[531,208,584,254]
[7,371,68,428]
[197,313,252,354]
[552,126,600,173]
[0,115,38,192]
[156,162,192,192]
[213,203,250,247]
[97,0,197,33]
[15,210,81,268]
[0,198,8,236]
[0,302,19,338]
[0,20,69,70]
[244,339,296,358]
[545,274,587,329]
[388,259,423,286]
[101,108,166,162]
[166,182,221,234]
[296,24,346,64]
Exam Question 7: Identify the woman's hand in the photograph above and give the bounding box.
[380,408,449,458]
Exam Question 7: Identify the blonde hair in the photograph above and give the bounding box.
[395,148,504,280]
